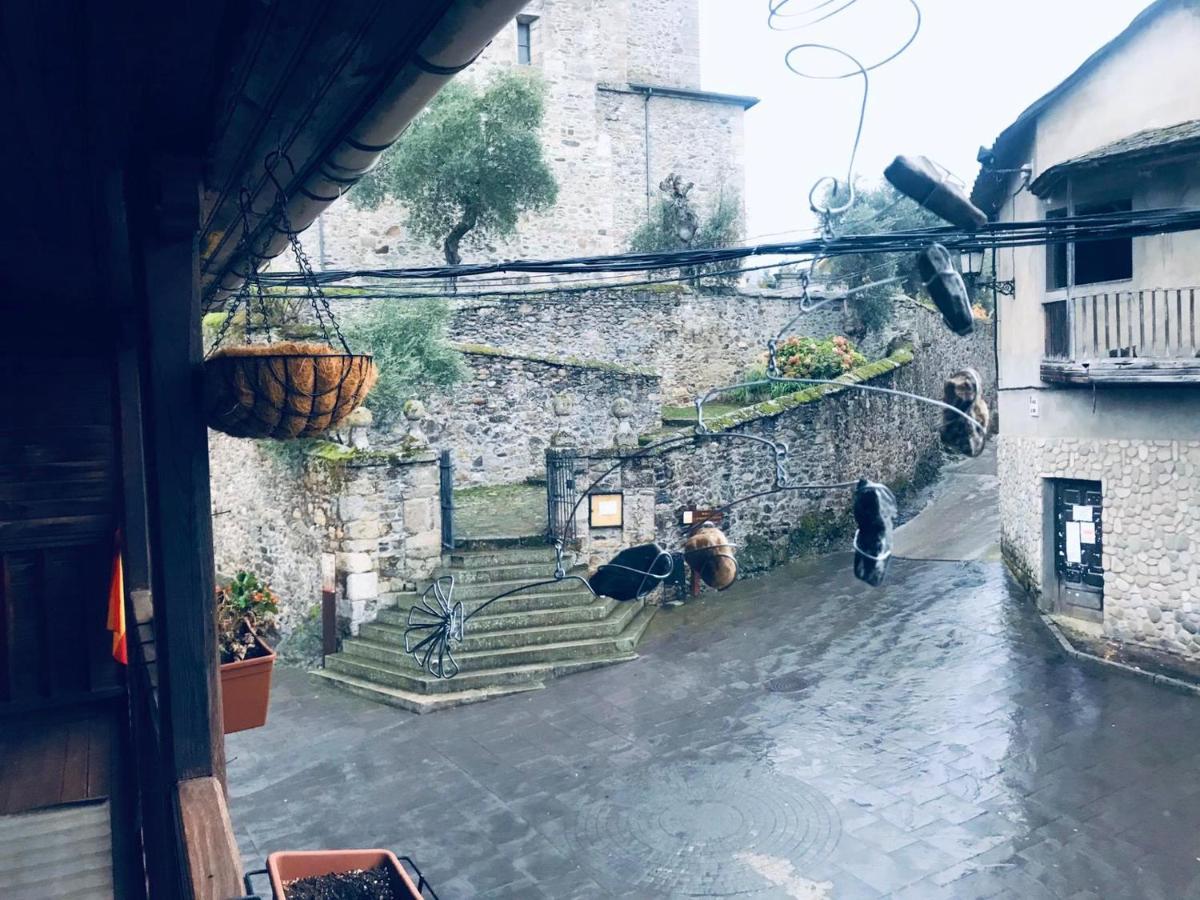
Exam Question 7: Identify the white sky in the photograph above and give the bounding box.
[699,0,1153,240]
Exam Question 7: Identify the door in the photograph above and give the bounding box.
[1053,479,1103,614]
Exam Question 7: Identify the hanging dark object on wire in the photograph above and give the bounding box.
[884,155,988,230]
[589,543,675,602]
[683,523,738,591]
[852,478,896,587]
[917,243,975,336]
[204,156,377,441]
[941,368,990,457]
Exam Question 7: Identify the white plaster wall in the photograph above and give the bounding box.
[1035,4,1200,166]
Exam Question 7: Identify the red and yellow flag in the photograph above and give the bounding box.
[107,531,127,665]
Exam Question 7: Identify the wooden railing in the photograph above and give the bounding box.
[1042,288,1200,384]
[1047,288,1199,361]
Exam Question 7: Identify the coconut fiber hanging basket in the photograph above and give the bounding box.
[204,340,377,440]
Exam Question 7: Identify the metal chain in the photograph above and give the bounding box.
[264,151,353,354]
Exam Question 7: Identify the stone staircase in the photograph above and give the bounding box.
[315,542,656,712]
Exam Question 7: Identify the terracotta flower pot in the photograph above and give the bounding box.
[220,640,276,734]
[267,849,423,899]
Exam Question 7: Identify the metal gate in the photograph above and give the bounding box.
[439,449,455,550]
[545,449,579,544]
[1053,479,1103,611]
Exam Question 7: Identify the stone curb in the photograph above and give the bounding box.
[1039,613,1200,698]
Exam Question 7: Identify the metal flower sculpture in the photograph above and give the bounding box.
[404,577,465,679]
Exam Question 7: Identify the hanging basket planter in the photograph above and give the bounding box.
[204,341,377,440]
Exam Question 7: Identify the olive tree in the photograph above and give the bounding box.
[351,70,558,266]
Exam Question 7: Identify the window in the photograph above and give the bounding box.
[1046,207,1068,290]
[1074,199,1132,286]
[1045,198,1133,290]
[517,20,532,65]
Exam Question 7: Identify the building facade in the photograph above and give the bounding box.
[315,0,757,268]
[974,0,1200,661]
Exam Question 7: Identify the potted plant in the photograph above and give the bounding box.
[217,571,279,734]
[242,850,436,899]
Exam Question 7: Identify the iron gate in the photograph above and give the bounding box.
[1053,479,1103,611]
[439,449,455,550]
[546,449,579,544]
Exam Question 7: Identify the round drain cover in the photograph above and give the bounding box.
[566,761,840,895]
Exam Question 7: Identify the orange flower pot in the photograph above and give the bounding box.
[267,849,423,899]
[220,640,276,734]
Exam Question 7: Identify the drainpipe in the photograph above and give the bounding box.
[643,88,653,221]
[211,0,530,302]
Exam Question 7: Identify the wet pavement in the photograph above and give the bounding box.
[229,481,1200,898]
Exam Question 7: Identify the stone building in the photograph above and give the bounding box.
[973,0,1200,661]
[315,0,758,267]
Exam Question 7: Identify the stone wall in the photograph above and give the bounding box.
[399,346,661,487]
[569,315,996,575]
[449,287,844,403]
[998,436,1200,660]
[209,436,441,663]
[449,287,996,409]
[312,0,748,271]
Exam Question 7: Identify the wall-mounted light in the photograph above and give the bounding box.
[589,493,624,529]
[959,248,986,278]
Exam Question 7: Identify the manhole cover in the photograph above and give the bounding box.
[765,670,814,693]
[565,761,840,895]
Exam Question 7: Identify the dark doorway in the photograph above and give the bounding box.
[1052,479,1104,619]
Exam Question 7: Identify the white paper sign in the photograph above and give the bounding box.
[598,499,620,517]
[1072,505,1093,522]
[1079,523,1096,545]
[1065,522,1083,563]
[1029,395,1040,418]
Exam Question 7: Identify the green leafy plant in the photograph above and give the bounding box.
[344,299,466,427]
[630,181,743,287]
[216,571,279,663]
[726,336,868,404]
[819,182,944,333]
[351,70,558,265]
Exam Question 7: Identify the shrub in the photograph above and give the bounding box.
[725,336,868,404]
[343,300,466,428]
[216,571,279,663]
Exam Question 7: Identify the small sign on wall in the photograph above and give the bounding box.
[1029,395,1040,418]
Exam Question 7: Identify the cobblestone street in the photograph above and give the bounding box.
[229,466,1200,898]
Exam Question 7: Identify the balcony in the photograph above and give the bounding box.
[1042,288,1200,384]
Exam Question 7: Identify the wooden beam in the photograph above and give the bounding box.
[138,156,225,786]
[177,776,244,900]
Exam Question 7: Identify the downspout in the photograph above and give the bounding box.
[643,87,653,221]
[211,0,529,302]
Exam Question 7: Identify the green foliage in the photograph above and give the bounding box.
[351,70,558,264]
[630,188,743,287]
[726,336,868,404]
[344,300,466,427]
[216,571,279,663]
[820,182,944,333]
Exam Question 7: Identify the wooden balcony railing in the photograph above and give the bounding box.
[1042,288,1200,384]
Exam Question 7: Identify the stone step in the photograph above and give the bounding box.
[322,651,637,698]
[375,595,619,634]
[444,545,564,568]
[433,561,578,584]
[360,600,643,653]
[312,668,545,714]
[326,653,544,694]
[382,585,597,618]
[342,606,656,673]
[450,535,551,553]
[444,574,589,602]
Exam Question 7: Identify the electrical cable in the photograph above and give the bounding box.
[767,0,923,218]
[251,206,1200,290]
